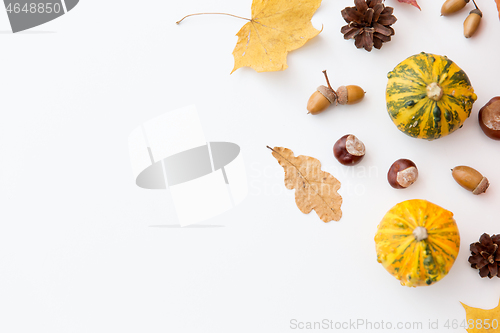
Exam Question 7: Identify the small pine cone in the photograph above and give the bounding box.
[469,233,500,278]
[340,0,397,52]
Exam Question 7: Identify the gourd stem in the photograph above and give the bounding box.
[322,70,333,91]
[426,82,443,101]
[413,226,428,242]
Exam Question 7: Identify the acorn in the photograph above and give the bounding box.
[336,85,365,106]
[441,0,470,15]
[307,70,365,115]
[464,8,482,38]
[451,165,489,195]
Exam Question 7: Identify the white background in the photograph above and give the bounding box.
[1,0,500,332]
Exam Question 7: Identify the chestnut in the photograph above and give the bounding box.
[333,134,365,165]
[478,97,500,140]
[387,159,418,189]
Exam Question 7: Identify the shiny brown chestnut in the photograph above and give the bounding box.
[333,134,365,165]
[387,159,418,189]
[478,97,500,140]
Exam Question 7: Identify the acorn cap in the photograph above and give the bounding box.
[317,85,337,104]
[473,177,489,195]
[337,86,348,105]
[470,8,482,16]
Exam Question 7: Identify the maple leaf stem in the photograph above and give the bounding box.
[176,12,252,25]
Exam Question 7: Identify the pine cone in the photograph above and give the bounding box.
[469,233,500,278]
[340,0,397,52]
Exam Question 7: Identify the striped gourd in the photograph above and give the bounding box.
[374,199,460,287]
[386,52,477,140]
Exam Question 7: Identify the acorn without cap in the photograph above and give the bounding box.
[307,70,365,115]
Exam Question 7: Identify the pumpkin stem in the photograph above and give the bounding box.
[426,82,443,101]
[413,226,428,241]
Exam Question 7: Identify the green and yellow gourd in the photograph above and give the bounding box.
[374,199,460,287]
[386,52,477,140]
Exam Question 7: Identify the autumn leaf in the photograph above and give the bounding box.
[461,298,500,333]
[177,0,322,73]
[231,0,322,73]
[268,146,342,222]
[496,0,500,19]
[397,0,421,10]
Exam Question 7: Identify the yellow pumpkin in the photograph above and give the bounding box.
[374,199,460,287]
[386,52,477,140]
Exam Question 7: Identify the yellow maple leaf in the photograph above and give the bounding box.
[268,146,342,222]
[461,298,500,333]
[231,0,322,73]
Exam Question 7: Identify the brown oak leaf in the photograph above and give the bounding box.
[397,0,421,10]
[461,298,500,333]
[268,146,342,222]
